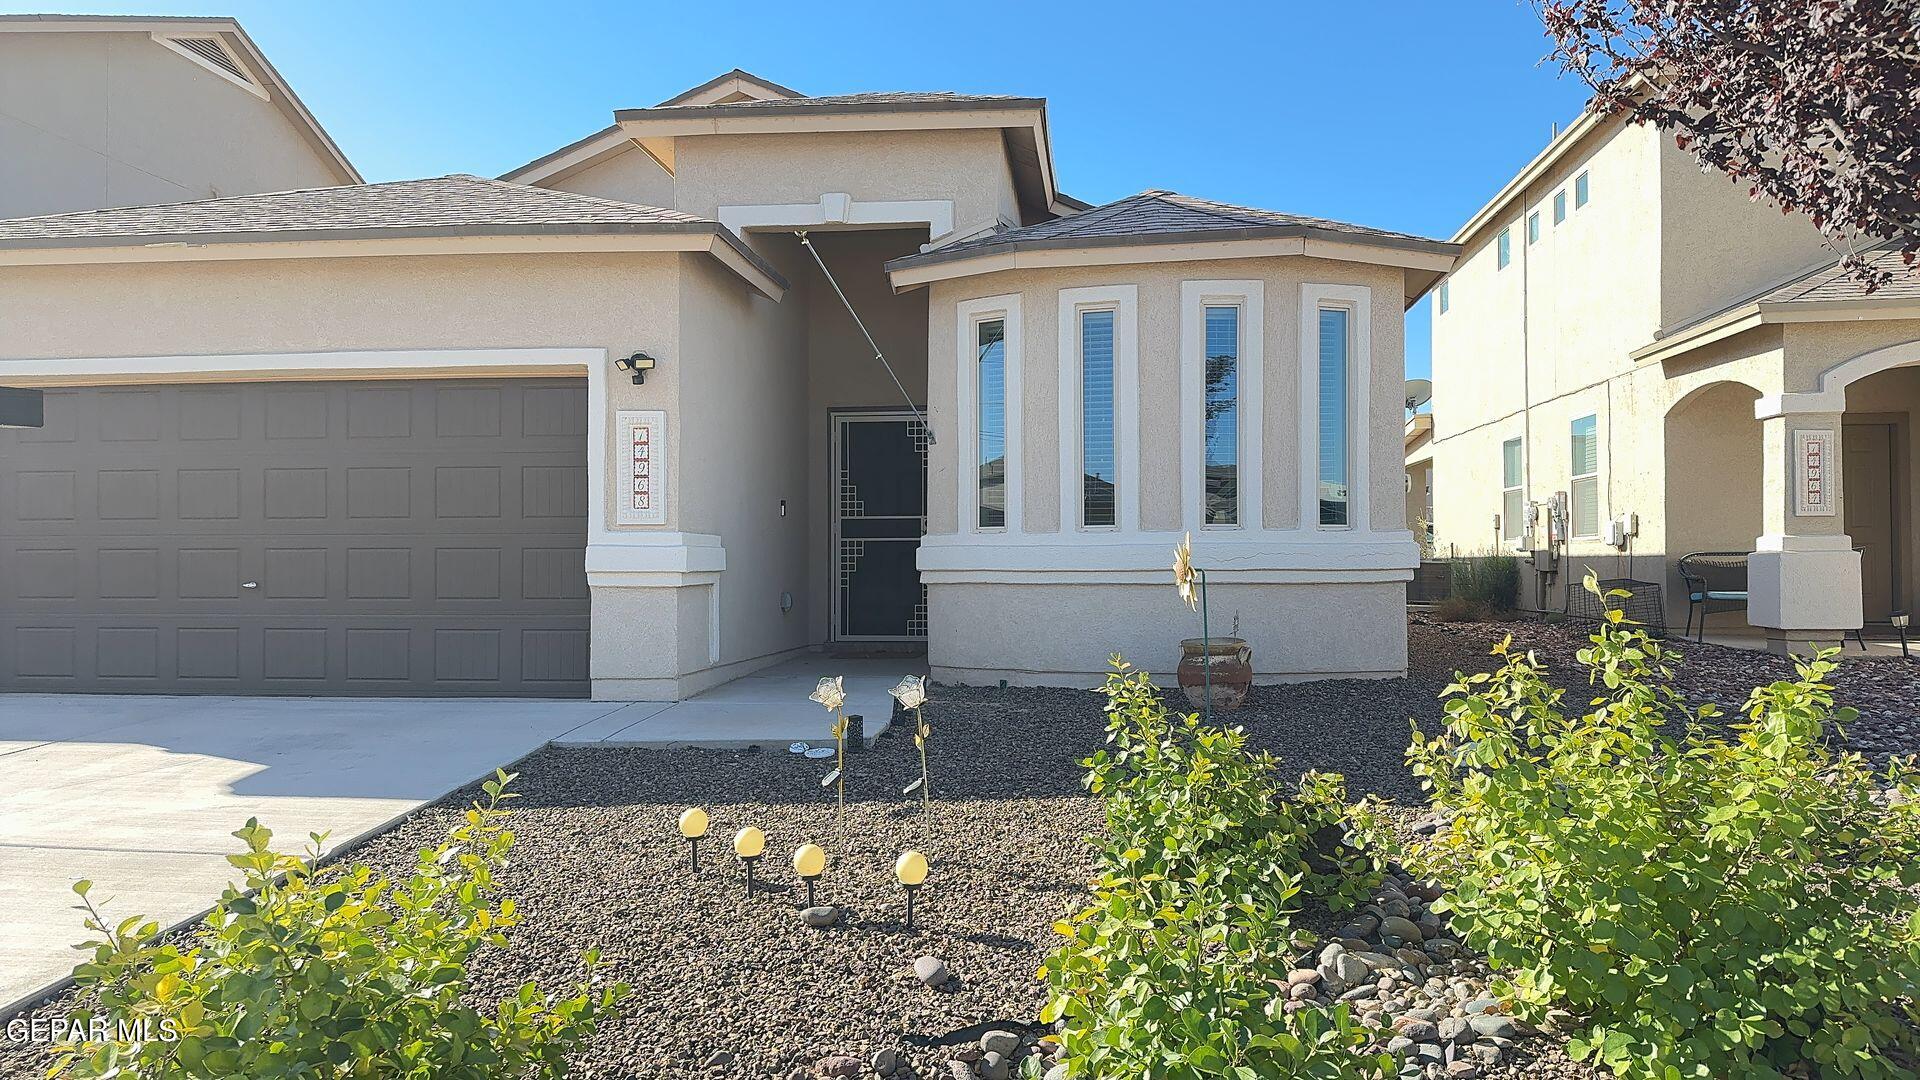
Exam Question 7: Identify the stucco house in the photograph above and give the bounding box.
[0,14,357,218]
[1422,106,1920,649]
[0,50,1456,699]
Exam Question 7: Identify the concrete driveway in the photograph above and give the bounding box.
[0,695,631,1015]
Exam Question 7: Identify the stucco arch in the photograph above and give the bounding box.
[1664,380,1765,631]
[1758,338,1920,417]
[1665,374,1769,418]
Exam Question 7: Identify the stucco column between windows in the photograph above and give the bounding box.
[1747,410,1862,653]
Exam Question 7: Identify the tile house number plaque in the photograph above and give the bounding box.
[616,410,668,525]
[1793,428,1837,517]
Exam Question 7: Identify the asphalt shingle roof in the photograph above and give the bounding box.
[888,190,1454,272]
[0,174,708,242]
[0,174,786,288]
[1756,243,1920,305]
[618,91,1041,120]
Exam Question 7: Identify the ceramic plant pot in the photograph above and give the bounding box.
[1176,636,1253,712]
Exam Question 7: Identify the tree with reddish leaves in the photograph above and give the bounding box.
[1538,0,1918,290]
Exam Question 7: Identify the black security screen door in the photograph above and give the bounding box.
[833,413,928,640]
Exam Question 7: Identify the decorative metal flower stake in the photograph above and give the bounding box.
[889,674,931,816]
[1173,531,1213,723]
[810,676,848,811]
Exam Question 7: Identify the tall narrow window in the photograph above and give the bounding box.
[1203,305,1239,525]
[1553,190,1568,224]
[1527,211,1541,245]
[1497,228,1512,269]
[1317,307,1351,526]
[1501,437,1524,541]
[1438,281,1450,314]
[1570,414,1599,537]
[1079,309,1116,527]
[976,318,1007,528]
[1575,170,1590,208]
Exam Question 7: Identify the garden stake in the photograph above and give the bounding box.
[734,827,765,899]
[894,850,928,931]
[792,843,826,908]
[677,808,709,874]
[810,677,848,812]
[889,675,931,816]
[1173,534,1213,723]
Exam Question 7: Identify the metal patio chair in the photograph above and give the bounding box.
[1677,551,1749,643]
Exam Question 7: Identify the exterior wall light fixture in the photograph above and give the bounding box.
[613,351,657,385]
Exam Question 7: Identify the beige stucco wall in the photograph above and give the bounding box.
[0,31,346,218]
[0,249,758,697]
[547,143,677,209]
[918,252,1414,683]
[1657,140,1831,330]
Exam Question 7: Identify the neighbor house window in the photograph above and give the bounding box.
[1317,307,1352,526]
[1502,437,1524,541]
[1575,170,1590,208]
[1203,305,1240,525]
[1497,228,1511,269]
[1553,190,1568,224]
[1438,281,1449,314]
[976,318,1007,528]
[1527,212,1541,245]
[1570,414,1599,537]
[1080,309,1116,527]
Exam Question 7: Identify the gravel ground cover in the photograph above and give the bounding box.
[4,617,1914,1080]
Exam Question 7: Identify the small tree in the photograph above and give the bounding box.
[1539,0,1919,289]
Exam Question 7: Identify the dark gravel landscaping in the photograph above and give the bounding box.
[4,616,1915,1080]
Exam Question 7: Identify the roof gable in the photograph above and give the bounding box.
[656,68,803,107]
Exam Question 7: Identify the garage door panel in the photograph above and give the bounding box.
[1,378,589,696]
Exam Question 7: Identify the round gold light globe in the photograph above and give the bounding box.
[792,843,827,878]
[733,826,766,859]
[677,807,709,839]
[894,850,929,887]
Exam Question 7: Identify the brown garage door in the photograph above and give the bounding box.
[0,378,590,696]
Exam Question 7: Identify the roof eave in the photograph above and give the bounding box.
[1631,296,1920,366]
[1448,106,1614,249]
[0,222,789,299]
[611,96,1046,123]
[887,225,1458,291]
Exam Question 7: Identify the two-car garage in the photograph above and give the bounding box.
[0,377,591,696]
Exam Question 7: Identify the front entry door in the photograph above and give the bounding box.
[832,413,928,641]
[1844,422,1900,621]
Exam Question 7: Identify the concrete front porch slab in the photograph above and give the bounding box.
[554,655,925,749]
[0,695,628,1017]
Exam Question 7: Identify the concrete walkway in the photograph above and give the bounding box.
[554,655,923,748]
[0,695,625,1016]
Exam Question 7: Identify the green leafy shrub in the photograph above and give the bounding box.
[1436,553,1520,621]
[52,770,627,1079]
[1038,660,1392,1079]
[1407,578,1920,1080]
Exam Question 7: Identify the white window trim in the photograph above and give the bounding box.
[1298,283,1372,532]
[955,293,1023,534]
[1570,414,1601,539]
[1181,280,1264,532]
[1501,436,1526,545]
[1057,285,1139,533]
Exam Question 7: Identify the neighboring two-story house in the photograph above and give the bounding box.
[1426,107,1920,650]
[0,60,1456,699]
[0,14,357,218]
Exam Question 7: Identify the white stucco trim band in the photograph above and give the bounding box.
[919,531,1418,576]
[720,194,955,242]
[1056,284,1140,533]
[890,237,1454,290]
[1181,280,1264,531]
[1756,339,1920,417]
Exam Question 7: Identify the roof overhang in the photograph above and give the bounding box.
[0,224,788,300]
[887,226,1458,308]
[1632,297,1920,367]
[0,14,361,186]
[657,69,803,107]
[1449,105,1614,250]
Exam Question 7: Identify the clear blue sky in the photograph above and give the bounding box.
[18,0,1595,380]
